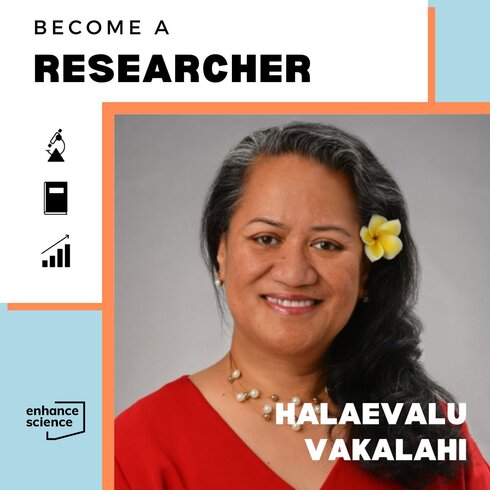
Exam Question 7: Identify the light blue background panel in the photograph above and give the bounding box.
[0,304,102,490]
[430,0,490,101]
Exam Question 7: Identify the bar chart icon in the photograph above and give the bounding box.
[42,235,71,268]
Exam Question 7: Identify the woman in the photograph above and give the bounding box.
[115,122,489,489]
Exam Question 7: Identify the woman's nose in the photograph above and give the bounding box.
[271,243,318,287]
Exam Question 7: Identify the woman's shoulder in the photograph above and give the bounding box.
[115,376,203,474]
[116,375,194,426]
[115,376,213,489]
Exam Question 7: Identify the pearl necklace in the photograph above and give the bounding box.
[227,356,328,432]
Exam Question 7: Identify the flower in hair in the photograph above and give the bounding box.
[360,215,403,262]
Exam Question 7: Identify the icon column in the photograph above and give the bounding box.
[41,128,71,268]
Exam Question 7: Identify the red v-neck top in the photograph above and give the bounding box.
[115,376,490,490]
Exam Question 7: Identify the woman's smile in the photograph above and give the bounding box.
[262,293,321,316]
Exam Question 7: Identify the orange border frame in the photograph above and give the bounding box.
[101,106,490,490]
[6,8,490,490]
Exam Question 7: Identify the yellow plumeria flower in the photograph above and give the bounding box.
[359,215,403,262]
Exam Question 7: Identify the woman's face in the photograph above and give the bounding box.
[217,154,368,360]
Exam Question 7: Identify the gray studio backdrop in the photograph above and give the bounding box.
[115,115,490,458]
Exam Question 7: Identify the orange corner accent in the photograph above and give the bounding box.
[428,7,436,102]
[7,303,103,311]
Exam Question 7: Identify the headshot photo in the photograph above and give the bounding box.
[114,115,490,490]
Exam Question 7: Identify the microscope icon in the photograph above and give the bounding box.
[46,129,66,162]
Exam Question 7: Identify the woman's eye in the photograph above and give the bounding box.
[255,235,279,246]
[312,240,340,251]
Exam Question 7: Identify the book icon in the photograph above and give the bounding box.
[44,182,68,215]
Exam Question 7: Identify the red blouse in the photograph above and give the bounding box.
[115,376,490,489]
